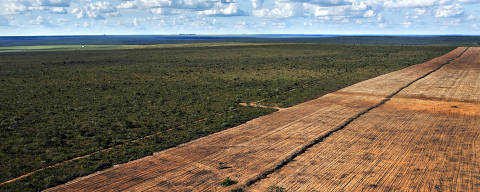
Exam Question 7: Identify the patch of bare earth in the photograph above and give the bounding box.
[239,102,283,110]
[249,47,480,191]
[46,47,476,192]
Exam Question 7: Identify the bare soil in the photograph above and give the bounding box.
[46,47,475,192]
[239,102,284,110]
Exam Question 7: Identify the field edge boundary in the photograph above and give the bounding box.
[236,47,469,191]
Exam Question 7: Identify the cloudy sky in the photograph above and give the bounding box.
[0,0,479,36]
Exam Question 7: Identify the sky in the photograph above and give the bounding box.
[0,0,479,36]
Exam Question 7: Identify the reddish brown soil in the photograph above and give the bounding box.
[249,47,480,191]
[46,47,476,192]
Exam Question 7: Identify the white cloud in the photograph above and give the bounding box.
[133,0,212,10]
[133,17,138,26]
[302,1,372,18]
[384,0,439,8]
[382,0,477,9]
[252,9,267,17]
[71,8,83,18]
[1,0,479,34]
[30,15,53,26]
[74,21,90,28]
[406,8,426,19]
[0,0,72,15]
[57,18,69,23]
[351,1,368,11]
[439,18,462,26]
[376,13,383,21]
[50,7,66,14]
[116,0,247,17]
[198,2,246,16]
[467,14,476,20]
[303,5,328,17]
[414,8,426,16]
[71,1,118,19]
[251,0,264,9]
[363,9,375,17]
[435,4,464,17]
[253,1,302,18]
[298,0,352,7]
[32,15,44,24]
[0,0,31,15]
[149,8,181,15]
[401,20,412,27]
[136,0,176,8]
[117,1,137,9]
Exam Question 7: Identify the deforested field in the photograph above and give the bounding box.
[0,43,458,191]
[249,47,480,191]
[43,47,480,192]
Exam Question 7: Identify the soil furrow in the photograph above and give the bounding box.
[250,47,480,191]
[44,47,468,192]
[238,47,469,190]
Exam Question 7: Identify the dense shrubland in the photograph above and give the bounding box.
[0,44,454,191]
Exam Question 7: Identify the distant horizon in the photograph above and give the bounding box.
[1,34,480,37]
[1,0,480,36]
[2,34,479,47]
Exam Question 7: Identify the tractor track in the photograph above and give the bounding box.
[41,47,473,192]
[236,47,470,190]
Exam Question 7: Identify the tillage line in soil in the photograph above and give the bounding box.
[0,113,221,186]
[235,47,469,191]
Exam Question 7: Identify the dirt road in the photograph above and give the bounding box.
[46,47,479,191]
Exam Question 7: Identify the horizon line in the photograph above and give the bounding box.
[1,34,480,37]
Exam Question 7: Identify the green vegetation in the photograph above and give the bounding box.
[221,177,237,186]
[0,42,283,53]
[267,185,287,192]
[0,43,455,191]
[0,45,127,52]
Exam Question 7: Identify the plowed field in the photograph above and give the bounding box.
[46,47,479,191]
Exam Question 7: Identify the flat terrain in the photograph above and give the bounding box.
[1,44,453,191]
[43,47,479,191]
[2,35,480,46]
[250,47,479,191]
[0,43,294,53]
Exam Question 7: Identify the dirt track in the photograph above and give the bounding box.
[46,47,480,191]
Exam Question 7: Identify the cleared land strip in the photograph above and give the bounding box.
[237,47,469,190]
[249,47,480,191]
[46,47,467,192]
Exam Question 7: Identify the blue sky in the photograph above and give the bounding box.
[0,0,479,36]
